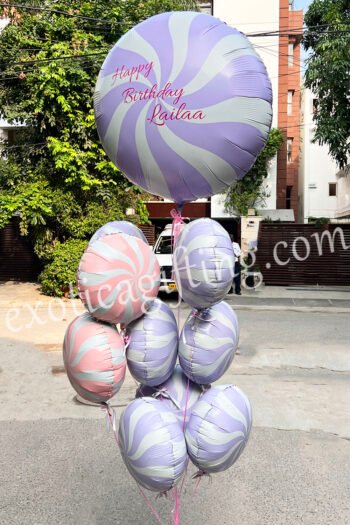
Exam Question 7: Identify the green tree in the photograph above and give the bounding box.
[0,0,198,294]
[224,128,284,217]
[303,0,350,168]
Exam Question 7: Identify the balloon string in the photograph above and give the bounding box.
[182,378,190,433]
[137,485,164,525]
[171,486,180,525]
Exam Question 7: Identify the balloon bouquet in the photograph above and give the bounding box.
[63,10,272,523]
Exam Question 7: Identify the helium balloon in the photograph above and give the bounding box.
[94,12,272,207]
[78,233,160,325]
[174,219,234,309]
[89,221,147,245]
[126,299,178,386]
[185,385,252,474]
[118,397,188,492]
[136,364,202,424]
[63,313,126,403]
[179,301,239,385]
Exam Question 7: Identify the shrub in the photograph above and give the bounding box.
[39,239,87,297]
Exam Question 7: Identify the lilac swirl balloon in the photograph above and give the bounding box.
[126,299,178,386]
[136,364,202,424]
[179,301,239,385]
[185,385,252,474]
[118,397,188,492]
[94,12,272,206]
[89,221,147,245]
[174,219,234,309]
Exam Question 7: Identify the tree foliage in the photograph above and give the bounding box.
[224,128,284,217]
[0,0,198,292]
[303,0,350,168]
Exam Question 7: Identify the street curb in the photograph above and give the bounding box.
[226,304,350,313]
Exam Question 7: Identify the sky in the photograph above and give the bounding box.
[294,0,312,12]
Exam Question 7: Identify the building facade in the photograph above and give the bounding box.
[298,88,340,222]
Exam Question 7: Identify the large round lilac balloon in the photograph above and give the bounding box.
[89,221,147,245]
[119,397,187,492]
[136,364,202,424]
[94,12,272,206]
[126,299,178,386]
[185,385,252,474]
[174,219,234,309]
[179,301,239,385]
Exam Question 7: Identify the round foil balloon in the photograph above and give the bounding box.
[174,219,234,309]
[136,364,202,424]
[126,299,178,386]
[78,233,160,325]
[63,313,126,403]
[89,221,147,245]
[94,12,272,206]
[119,397,187,492]
[185,385,252,474]
[179,301,239,385]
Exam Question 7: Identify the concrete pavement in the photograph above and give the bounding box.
[0,282,350,524]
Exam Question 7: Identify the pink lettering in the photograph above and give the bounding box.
[147,103,205,127]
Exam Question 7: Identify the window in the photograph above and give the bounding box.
[329,183,337,197]
[287,90,294,115]
[286,186,293,210]
[287,138,293,163]
[288,43,294,67]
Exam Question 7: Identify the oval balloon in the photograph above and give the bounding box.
[78,233,160,325]
[185,385,252,474]
[136,364,202,424]
[94,12,272,206]
[63,313,126,403]
[89,221,147,245]
[126,299,178,386]
[119,397,187,492]
[174,219,234,309]
[179,301,239,385]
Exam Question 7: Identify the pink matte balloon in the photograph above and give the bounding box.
[63,312,126,403]
[77,233,160,325]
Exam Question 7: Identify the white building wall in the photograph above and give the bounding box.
[211,0,280,218]
[299,89,339,222]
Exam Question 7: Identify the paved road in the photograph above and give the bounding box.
[0,308,349,524]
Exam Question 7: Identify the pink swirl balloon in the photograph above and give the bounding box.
[63,313,126,404]
[78,233,160,325]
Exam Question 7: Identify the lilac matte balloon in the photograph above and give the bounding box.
[174,219,235,309]
[89,221,147,245]
[119,397,188,492]
[94,12,272,207]
[126,299,178,386]
[179,301,239,385]
[185,385,252,474]
[136,364,202,424]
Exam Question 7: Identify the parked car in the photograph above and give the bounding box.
[153,224,177,293]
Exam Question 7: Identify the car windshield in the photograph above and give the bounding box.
[155,236,172,254]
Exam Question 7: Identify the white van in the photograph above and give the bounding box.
[153,224,177,293]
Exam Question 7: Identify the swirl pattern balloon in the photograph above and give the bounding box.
[185,385,252,474]
[174,219,234,309]
[179,301,239,385]
[118,397,187,492]
[89,221,147,245]
[78,233,160,325]
[126,299,178,386]
[136,364,202,424]
[63,313,126,403]
[94,12,272,206]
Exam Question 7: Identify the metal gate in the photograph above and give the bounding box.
[0,218,40,281]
